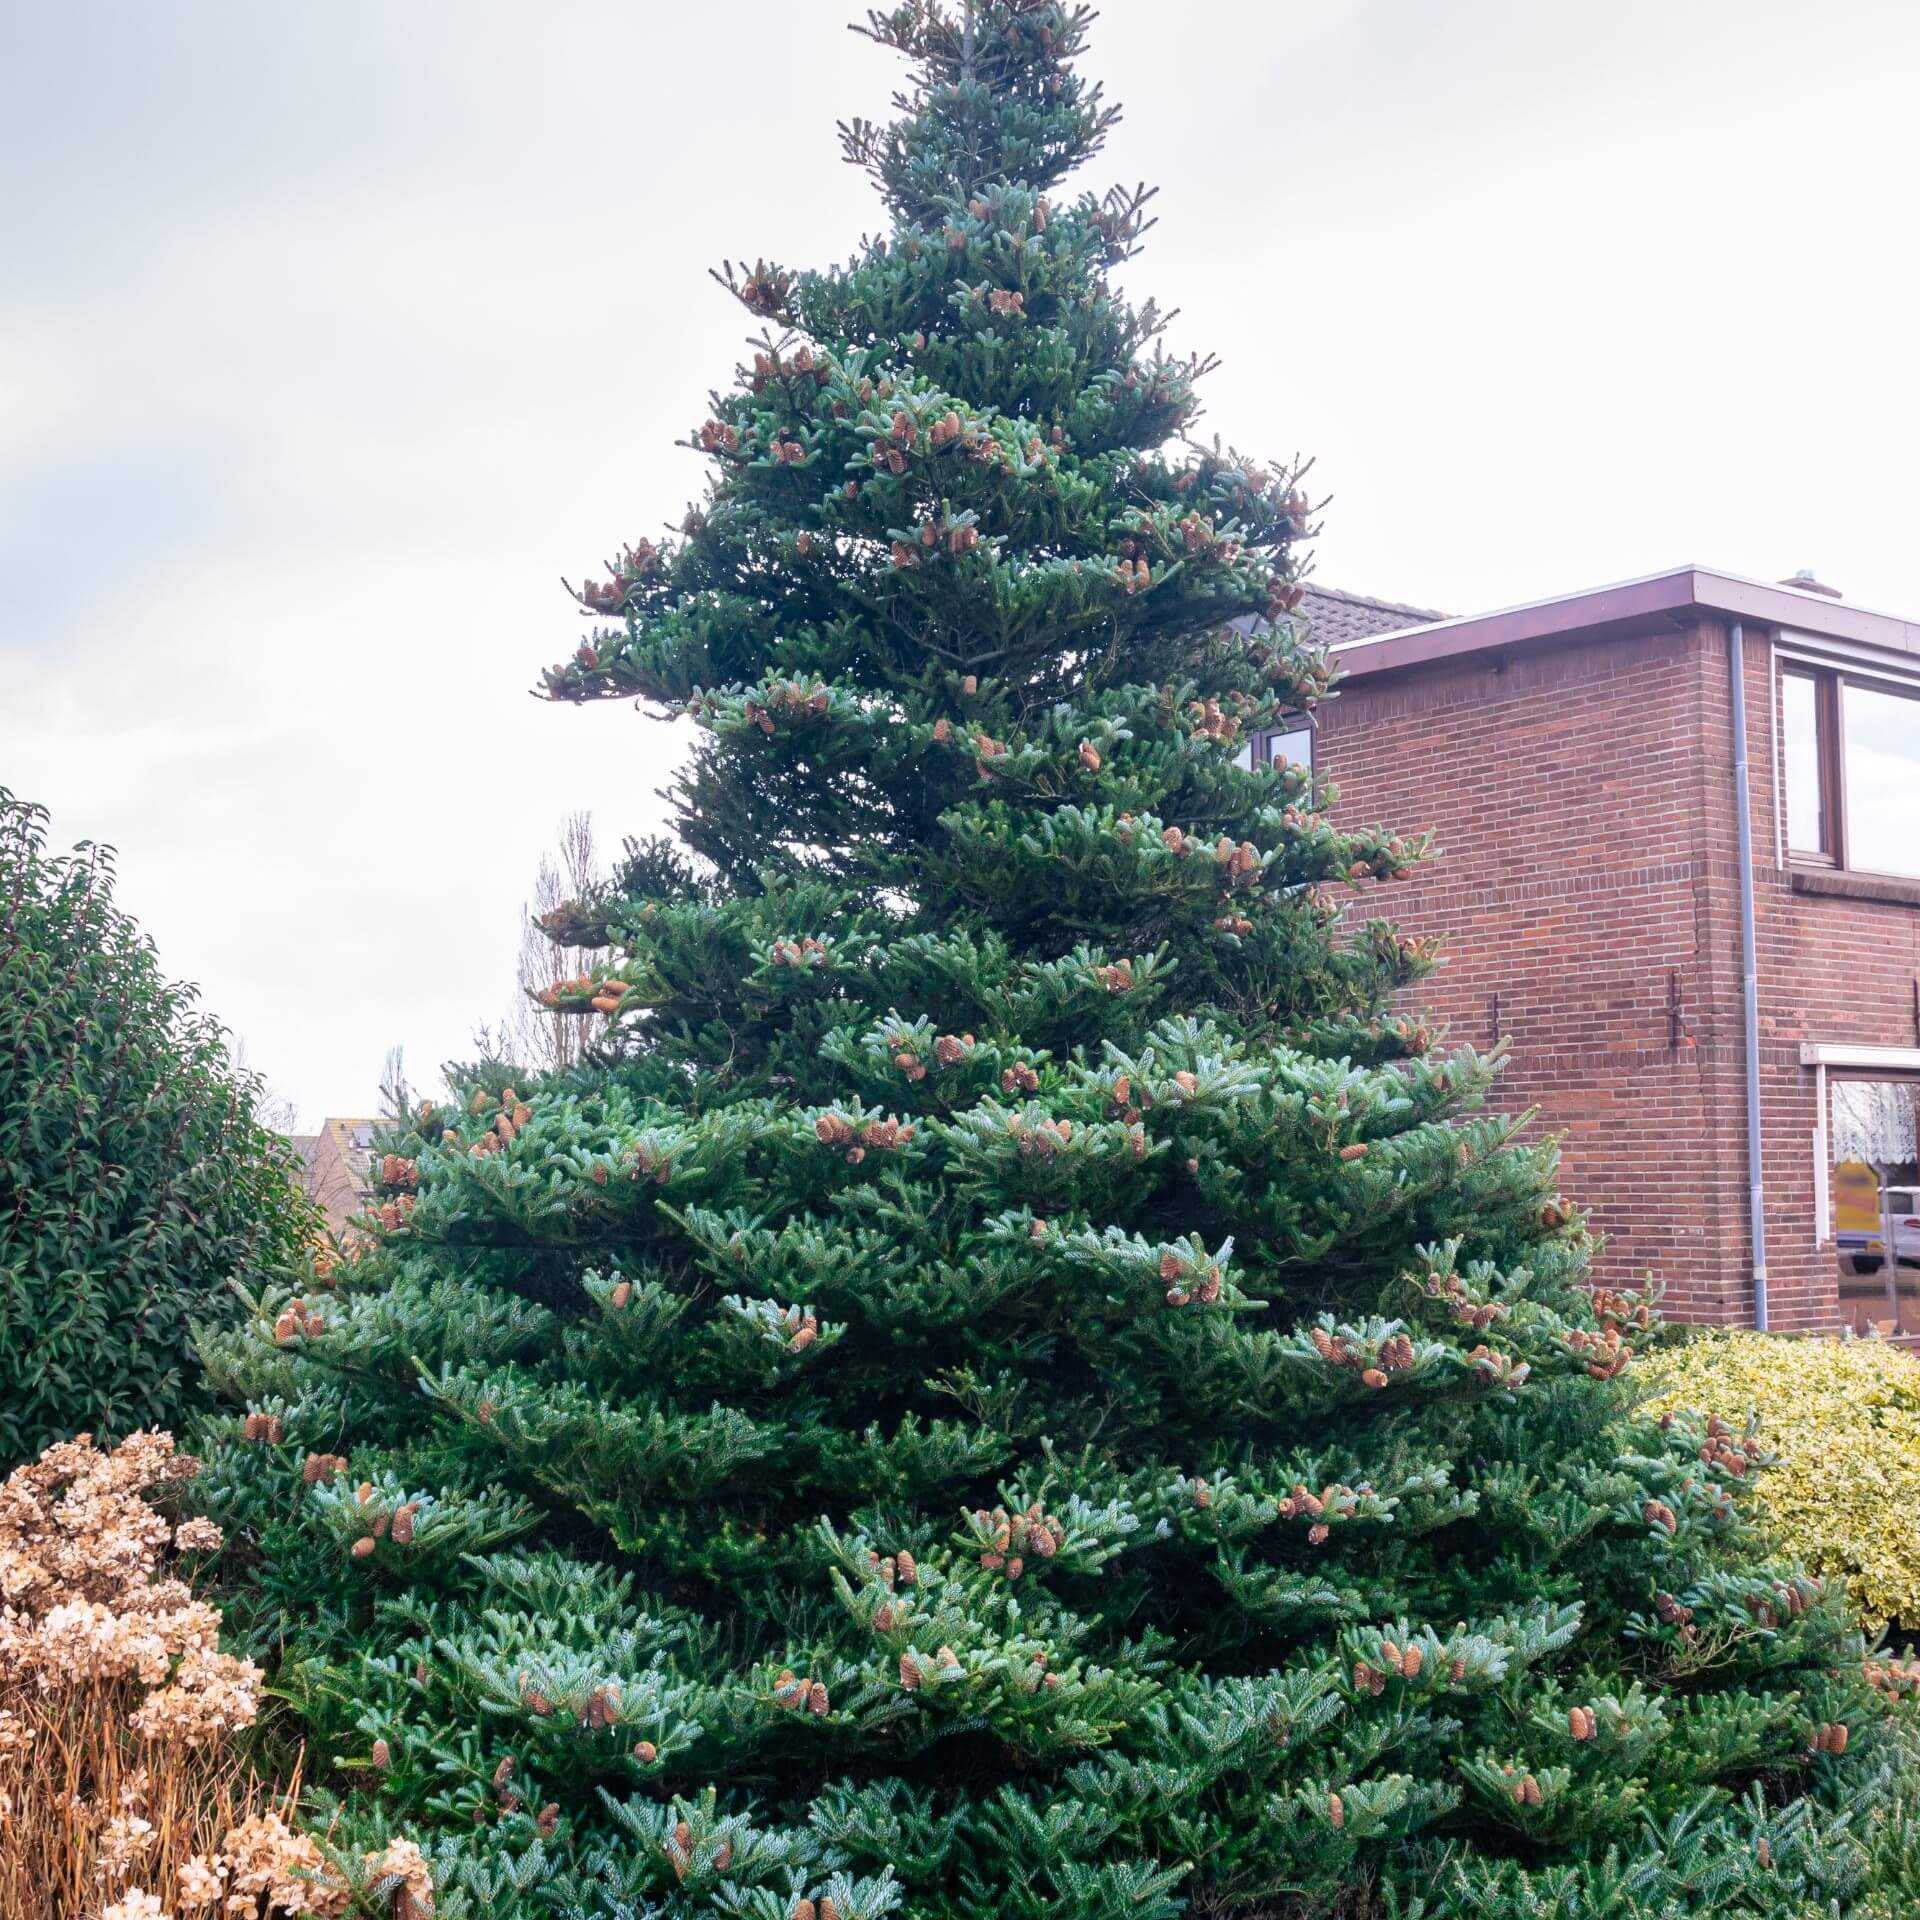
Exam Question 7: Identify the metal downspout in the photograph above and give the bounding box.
[1729,621,1770,1329]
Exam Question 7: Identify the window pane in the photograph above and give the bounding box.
[1781,671,1827,853]
[1267,723,1313,772]
[1842,681,1920,878]
[1832,1078,1920,1338]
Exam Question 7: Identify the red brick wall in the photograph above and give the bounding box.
[1318,615,1920,1330]
[1732,626,1920,1330]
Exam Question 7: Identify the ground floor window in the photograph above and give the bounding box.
[1830,1076,1920,1336]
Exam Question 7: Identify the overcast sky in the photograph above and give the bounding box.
[4,0,1916,1124]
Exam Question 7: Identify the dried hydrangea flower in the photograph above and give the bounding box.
[99,1891,165,1920]
[172,1517,222,1554]
[176,1856,226,1909]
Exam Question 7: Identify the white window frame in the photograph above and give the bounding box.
[1773,636,1920,883]
[1802,1042,1920,1243]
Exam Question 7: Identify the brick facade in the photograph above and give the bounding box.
[1313,583,1920,1331]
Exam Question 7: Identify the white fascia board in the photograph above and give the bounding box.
[1799,1043,1920,1072]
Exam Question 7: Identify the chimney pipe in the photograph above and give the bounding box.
[1779,569,1842,600]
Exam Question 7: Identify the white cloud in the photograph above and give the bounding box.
[5,0,1917,1119]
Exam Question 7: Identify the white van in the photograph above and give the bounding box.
[1849,1187,1920,1272]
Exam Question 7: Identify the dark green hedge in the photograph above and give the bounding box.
[0,789,315,1460]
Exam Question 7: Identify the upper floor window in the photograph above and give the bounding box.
[1780,663,1920,879]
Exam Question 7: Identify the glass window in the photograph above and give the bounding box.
[1832,1078,1920,1338]
[1237,722,1314,773]
[1267,723,1314,772]
[1781,671,1828,854]
[1841,680,1920,878]
[1780,664,1920,877]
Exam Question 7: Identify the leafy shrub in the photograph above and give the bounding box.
[0,1429,433,1919]
[0,790,315,1459]
[1640,1329,1920,1632]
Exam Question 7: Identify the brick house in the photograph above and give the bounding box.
[1261,571,1920,1334]
[289,1115,382,1239]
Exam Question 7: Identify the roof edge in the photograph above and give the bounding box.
[1332,565,1920,677]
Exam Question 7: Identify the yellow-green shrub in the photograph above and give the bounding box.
[1640,1329,1920,1632]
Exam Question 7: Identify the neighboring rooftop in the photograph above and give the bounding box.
[289,1115,382,1238]
[1297,583,1448,648]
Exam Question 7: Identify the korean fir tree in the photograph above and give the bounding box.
[194,7,1909,1918]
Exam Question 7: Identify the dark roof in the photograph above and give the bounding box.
[1297,583,1449,648]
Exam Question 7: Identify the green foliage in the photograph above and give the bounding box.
[0,790,315,1460]
[194,7,1909,1916]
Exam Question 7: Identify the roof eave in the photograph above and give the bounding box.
[1331,566,1920,677]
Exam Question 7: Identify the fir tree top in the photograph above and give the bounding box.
[840,2,1122,224]
[539,0,1345,966]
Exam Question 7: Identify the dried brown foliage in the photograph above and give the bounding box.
[0,1433,430,1920]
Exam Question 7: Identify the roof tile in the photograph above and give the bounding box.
[1296,583,1447,648]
